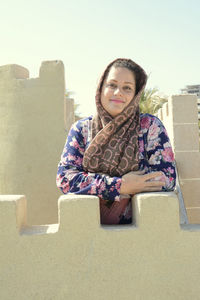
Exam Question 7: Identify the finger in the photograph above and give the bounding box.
[143,172,163,181]
[145,181,165,187]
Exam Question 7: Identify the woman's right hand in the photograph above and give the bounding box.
[120,170,165,195]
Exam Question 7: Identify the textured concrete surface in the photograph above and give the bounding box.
[0,62,200,299]
[157,94,200,223]
[0,61,74,225]
[1,193,200,300]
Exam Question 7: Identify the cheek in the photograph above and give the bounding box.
[101,88,112,105]
[103,87,112,98]
[126,94,134,104]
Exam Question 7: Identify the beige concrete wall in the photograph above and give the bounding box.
[1,63,200,298]
[0,61,74,225]
[157,94,200,223]
[64,97,75,132]
[1,193,200,300]
[1,80,200,298]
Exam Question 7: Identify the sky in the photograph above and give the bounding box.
[1,0,200,117]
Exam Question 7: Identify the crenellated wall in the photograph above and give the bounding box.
[1,193,200,300]
[0,61,74,225]
[1,61,198,225]
[157,94,200,223]
[1,62,200,299]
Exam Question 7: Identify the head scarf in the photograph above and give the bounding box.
[83,58,147,177]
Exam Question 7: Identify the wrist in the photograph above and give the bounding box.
[120,177,126,194]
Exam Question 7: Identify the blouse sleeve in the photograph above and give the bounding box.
[142,115,176,191]
[56,119,122,202]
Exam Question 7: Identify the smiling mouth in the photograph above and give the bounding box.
[110,99,124,103]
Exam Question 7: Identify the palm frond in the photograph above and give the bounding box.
[139,88,168,114]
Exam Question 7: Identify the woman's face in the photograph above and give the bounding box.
[101,66,136,117]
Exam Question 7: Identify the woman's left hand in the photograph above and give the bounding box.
[120,170,165,195]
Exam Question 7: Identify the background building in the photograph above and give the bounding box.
[181,84,200,97]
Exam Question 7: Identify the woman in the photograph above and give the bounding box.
[56,58,176,225]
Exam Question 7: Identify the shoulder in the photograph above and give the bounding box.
[70,116,93,134]
[67,116,93,147]
[140,113,164,130]
[140,113,170,144]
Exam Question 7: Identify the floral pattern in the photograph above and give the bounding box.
[57,113,176,223]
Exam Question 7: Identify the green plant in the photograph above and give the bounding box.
[139,88,168,115]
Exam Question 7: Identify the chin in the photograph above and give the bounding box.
[113,108,123,116]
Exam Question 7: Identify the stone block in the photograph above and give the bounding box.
[170,95,198,123]
[186,207,200,224]
[180,180,200,207]
[0,195,27,234]
[175,152,200,179]
[173,124,199,151]
[133,192,180,231]
[58,194,100,232]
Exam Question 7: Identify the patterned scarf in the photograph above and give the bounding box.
[83,59,147,178]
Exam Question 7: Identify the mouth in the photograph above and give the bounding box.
[110,99,125,103]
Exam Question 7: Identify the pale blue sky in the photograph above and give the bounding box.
[1,0,200,116]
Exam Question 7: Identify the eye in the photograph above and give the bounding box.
[123,86,132,91]
[107,83,117,89]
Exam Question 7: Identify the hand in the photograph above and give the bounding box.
[120,170,165,195]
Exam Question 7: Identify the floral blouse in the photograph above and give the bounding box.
[56,113,176,223]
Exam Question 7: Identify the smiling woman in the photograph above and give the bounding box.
[56,58,176,225]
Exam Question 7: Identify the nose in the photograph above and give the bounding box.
[114,86,123,96]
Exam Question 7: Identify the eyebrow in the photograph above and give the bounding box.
[108,79,135,85]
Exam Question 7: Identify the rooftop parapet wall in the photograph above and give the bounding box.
[1,193,200,300]
[157,95,200,223]
[0,61,74,225]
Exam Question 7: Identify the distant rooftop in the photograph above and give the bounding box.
[181,84,200,97]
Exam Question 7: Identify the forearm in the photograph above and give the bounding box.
[143,163,176,191]
[57,164,122,202]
